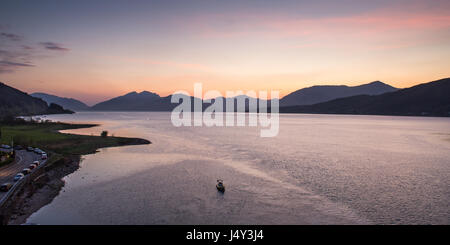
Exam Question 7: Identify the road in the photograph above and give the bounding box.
[0,150,43,200]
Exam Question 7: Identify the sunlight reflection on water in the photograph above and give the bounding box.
[27,112,450,224]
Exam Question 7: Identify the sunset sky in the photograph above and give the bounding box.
[1,0,449,105]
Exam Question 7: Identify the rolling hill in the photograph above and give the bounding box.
[90,91,177,111]
[89,91,272,112]
[0,82,73,119]
[280,78,450,117]
[280,81,398,106]
[31,92,90,111]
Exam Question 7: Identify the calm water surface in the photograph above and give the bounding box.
[27,112,450,224]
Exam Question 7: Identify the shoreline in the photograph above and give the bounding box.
[7,139,151,225]
[8,155,81,225]
[0,121,151,225]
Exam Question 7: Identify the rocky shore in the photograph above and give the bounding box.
[8,155,81,225]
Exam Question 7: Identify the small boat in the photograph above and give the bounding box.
[216,179,225,192]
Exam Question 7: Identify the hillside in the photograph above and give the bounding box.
[90,91,273,112]
[280,78,450,117]
[0,82,73,119]
[280,81,398,106]
[31,92,90,111]
[90,91,177,111]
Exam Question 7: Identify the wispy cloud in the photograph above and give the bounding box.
[39,42,70,51]
[0,33,35,73]
[21,45,33,50]
[0,32,22,41]
[190,11,450,38]
[0,29,69,73]
[0,47,34,73]
[0,60,33,67]
[0,60,34,73]
[177,0,450,50]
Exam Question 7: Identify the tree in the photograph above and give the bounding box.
[101,131,108,137]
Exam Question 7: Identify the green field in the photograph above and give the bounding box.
[0,121,150,155]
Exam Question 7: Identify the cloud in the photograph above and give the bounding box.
[0,60,34,73]
[0,60,34,67]
[21,45,33,50]
[0,32,22,41]
[0,31,34,73]
[176,0,450,50]
[0,30,70,73]
[39,42,70,51]
[190,10,450,38]
[263,12,450,37]
[0,48,34,73]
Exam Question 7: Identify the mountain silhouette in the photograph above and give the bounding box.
[280,81,398,106]
[90,91,175,111]
[90,92,271,112]
[280,78,450,117]
[27,78,449,117]
[31,92,90,111]
[0,82,73,119]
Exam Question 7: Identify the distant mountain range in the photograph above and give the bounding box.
[90,91,176,111]
[0,82,73,119]
[280,78,450,117]
[5,78,449,117]
[31,92,90,111]
[280,81,398,106]
[94,92,278,112]
[89,92,268,112]
[85,81,397,112]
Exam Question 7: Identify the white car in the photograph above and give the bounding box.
[41,154,47,160]
[14,173,24,181]
[22,168,31,175]
[33,161,40,166]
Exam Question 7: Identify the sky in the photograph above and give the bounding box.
[0,0,449,105]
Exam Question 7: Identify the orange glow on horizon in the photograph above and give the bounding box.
[1,1,449,105]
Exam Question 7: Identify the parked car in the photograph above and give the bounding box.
[1,144,11,149]
[14,145,23,150]
[14,173,24,182]
[41,154,47,160]
[33,148,42,154]
[33,161,40,166]
[22,168,31,175]
[29,164,37,170]
[0,183,13,192]
[27,147,34,152]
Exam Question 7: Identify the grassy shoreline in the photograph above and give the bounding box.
[0,121,150,155]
